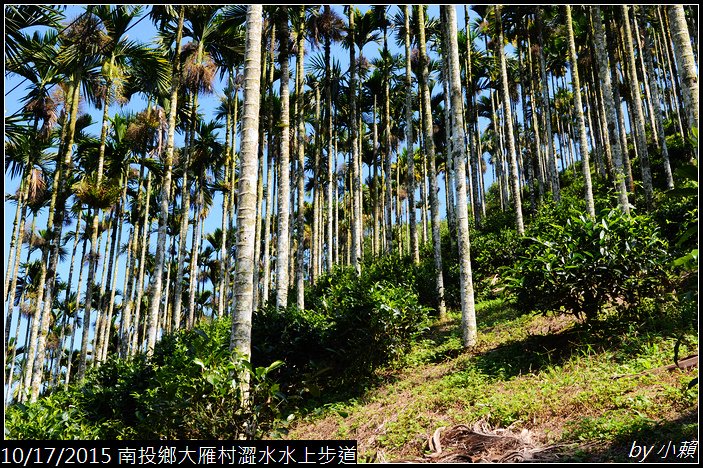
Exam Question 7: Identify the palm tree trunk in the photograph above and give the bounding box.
[230,4,263,364]
[418,5,446,318]
[295,5,306,311]
[638,7,674,188]
[51,206,82,386]
[657,7,686,140]
[129,171,153,355]
[592,6,630,214]
[173,95,196,326]
[262,132,275,306]
[441,56,457,246]
[372,97,379,257]
[622,5,654,209]
[404,6,418,264]
[27,76,80,400]
[566,5,595,218]
[444,5,476,346]
[537,9,560,202]
[349,7,362,273]
[667,5,698,142]
[313,82,323,281]
[4,176,26,305]
[496,5,525,234]
[187,176,204,327]
[145,6,185,356]
[276,9,292,309]
[324,9,334,273]
[5,176,28,350]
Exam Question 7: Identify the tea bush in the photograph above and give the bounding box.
[6,318,286,440]
[254,267,431,396]
[505,209,671,321]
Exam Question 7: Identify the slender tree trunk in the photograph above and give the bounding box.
[252,114,265,312]
[622,5,654,209]
[276,10,291,309]
[404,6,419,264]
[262,134,275,306]
[27,76,80,400]
[130,171,153,354]
[667,5,698,144]
[444,5,476,346]
[537,9,560,202]
[418,5,446,318]
[372,97,379,257]
[145,6,184,356]
[349,7,362,273]
[657,7,686,140]
[324,8,334,273]
[566,5,596,217]
[638,7,675,188]
[496,5,525,234]
[592,6,630,214]
[230,4,263,363]
[187,177,204,327]
[295,5,306,311]
[311,82,321,282]
[5,176,28,351]
[441,55,457,246]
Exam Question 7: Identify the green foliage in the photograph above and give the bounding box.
[254,259,431,398]
[506,209,671,321]
[5,391,103,440]
[469,227,522,300]
[6,318,286,440]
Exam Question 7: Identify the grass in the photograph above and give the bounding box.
[285,298,698,462]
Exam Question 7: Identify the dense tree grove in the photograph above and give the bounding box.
[4,4,698,432]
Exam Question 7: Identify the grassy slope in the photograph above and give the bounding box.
[285,299,698,462]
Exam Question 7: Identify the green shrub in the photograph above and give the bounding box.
[5,391,103,440]
[6,318,286,440]
[505,209,671,321]
[254,262,431,396]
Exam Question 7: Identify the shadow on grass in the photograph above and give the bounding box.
[563,408,699,463]
[291,303,697,425]
[471,311,693,380]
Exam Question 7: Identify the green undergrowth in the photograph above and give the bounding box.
[287,298,698,462]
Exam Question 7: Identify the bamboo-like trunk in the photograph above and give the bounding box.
[230,4,263,363]
[537,9,560,202]
[324,7,334,272]
[496,5,525,234]
[129,171,153,355]
[276,10,291,309]
[638,6,674,188]
[592,6,630,214]
[444,5,476,346]
[349,7,362,273]
[145,6,185,356]
[295,5,306,311]
[28,76,80,400]
[404,7,418,263]
[667,5,699,142]
[566,5,595,218]
[418,5,446,318]
[622,5,654,208]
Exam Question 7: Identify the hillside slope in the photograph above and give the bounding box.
[286,299,698,463]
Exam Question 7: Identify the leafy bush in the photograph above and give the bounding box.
[5,390,103,440]
[6,318,286,440]
[254,262,431,396]
[470,227,523,300]
[505,209,671,321]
